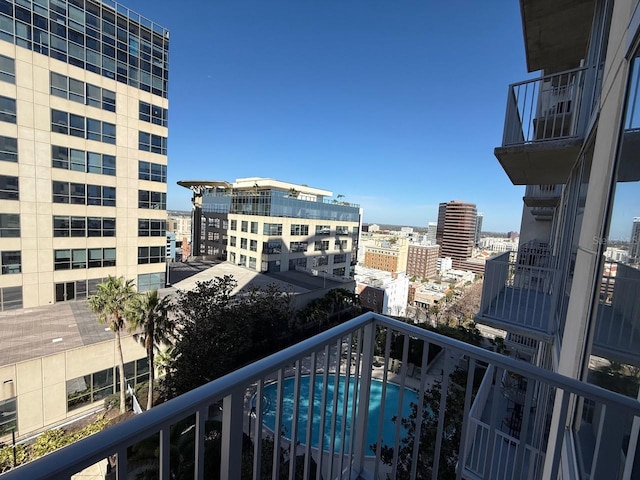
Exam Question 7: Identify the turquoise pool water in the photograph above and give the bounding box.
[260,375,418,453]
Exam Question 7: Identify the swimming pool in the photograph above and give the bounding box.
[260,375,418,454]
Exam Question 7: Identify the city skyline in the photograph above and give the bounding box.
[120,0,534,232]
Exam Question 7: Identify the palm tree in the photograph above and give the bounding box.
[129,290,175,410]
[88,276,136,414]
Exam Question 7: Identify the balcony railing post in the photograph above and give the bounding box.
[221,388,245,479]
[352,320,375,474]
[590,404,629,479]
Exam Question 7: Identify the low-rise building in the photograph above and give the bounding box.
[355,266,408,317]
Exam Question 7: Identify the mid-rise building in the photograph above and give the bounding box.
[354,266,408,317]
[406,243,439,280]
[425,221,437,245]
[363,238,408,274]
[0,1,169,307]
[0,0,167,441]
[179,178,361,276]
[436,200,477,268]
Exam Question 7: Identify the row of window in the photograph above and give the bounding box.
[138,190,166,210]
[54,247,115,270]
[52,181,116,206]
[1,250,20,274]
[55,277,108,303]
[52,145,116,175]
[53,216,115,237]
[50,72,116,111]
[228,222,353,237]
[0,396,16,435]
[139,219,166,236]
[0,0,169,98]
[138,131,167,155]
[139,101,167,127]
[67,358,149,412]
[139,160,166,183]
[51,109,116,144]
[227,237,350,254]
[137,246,165,264]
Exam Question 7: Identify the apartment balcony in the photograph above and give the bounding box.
[494,67,590,185]
[592,262,640,367]
[523,185,562,208]
[530,207,555,222]
[5,312,640,480]
[476,247,556,341]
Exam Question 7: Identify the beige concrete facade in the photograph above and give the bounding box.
[0,37,167,309]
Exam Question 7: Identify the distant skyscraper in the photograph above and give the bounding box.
[426,222,437,245]
[630,217,640,264]
[436,200,477,268]
[475,213,484,246]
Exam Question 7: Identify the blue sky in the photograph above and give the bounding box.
[124,0,535,232]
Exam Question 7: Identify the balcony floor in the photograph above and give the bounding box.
[476,287,553,341]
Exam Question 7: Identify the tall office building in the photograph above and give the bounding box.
[179,178,361,277]
[435,200,477,268]
[475,212,483,246]
[630,217,640,264]
[0,0,169,310]
[425,221,437,245]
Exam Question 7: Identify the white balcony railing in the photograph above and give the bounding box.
[478,249,557,338]
[502,67,589,147]
[593,262,640,365]
[4,312,640,479]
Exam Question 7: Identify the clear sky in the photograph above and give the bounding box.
[124,0,536,232]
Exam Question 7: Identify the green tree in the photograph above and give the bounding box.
[129,289,175,410]
[88,276,136,414]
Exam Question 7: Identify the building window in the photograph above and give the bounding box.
[333,267,345,276]
[138,131,167,155]
[291,224,309,236]
[334,253,347,264]
[0,286,22,310]
[289,258,307,270]
[314,240,329,251]
[51,110,116,144]
[53,216,115,237]
[335,239,348,250]
[138,273,165,293]
[137,246,166,264]
[336,226,350,235]
[52,181,116,206]
[240,238,247,250]
[139,101,168,127]
[54,248,116,270]
[0,214,19,237]
[230,220,237,230]
[249,239,257,252]
[263,223,282,236]
[0,96,16,123]
[313,256,328,267]
[264,240,282,254]
[249,257,257,269]
[250,221,258,234]
[239,254,246,267]
[52,146,115,176]
[138,219,166,237]
[138,161,167,183]
[1,251,20,274]
[0,397,16,435]
[241,220,248,232]
[0,136,17,162]
[229,236,236,247]
[0,175,18,200]
[316,225,330,235]
[138,190,166,210]
[50,72,116,112]
[290,241,307,253]
[0,54,15,84]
